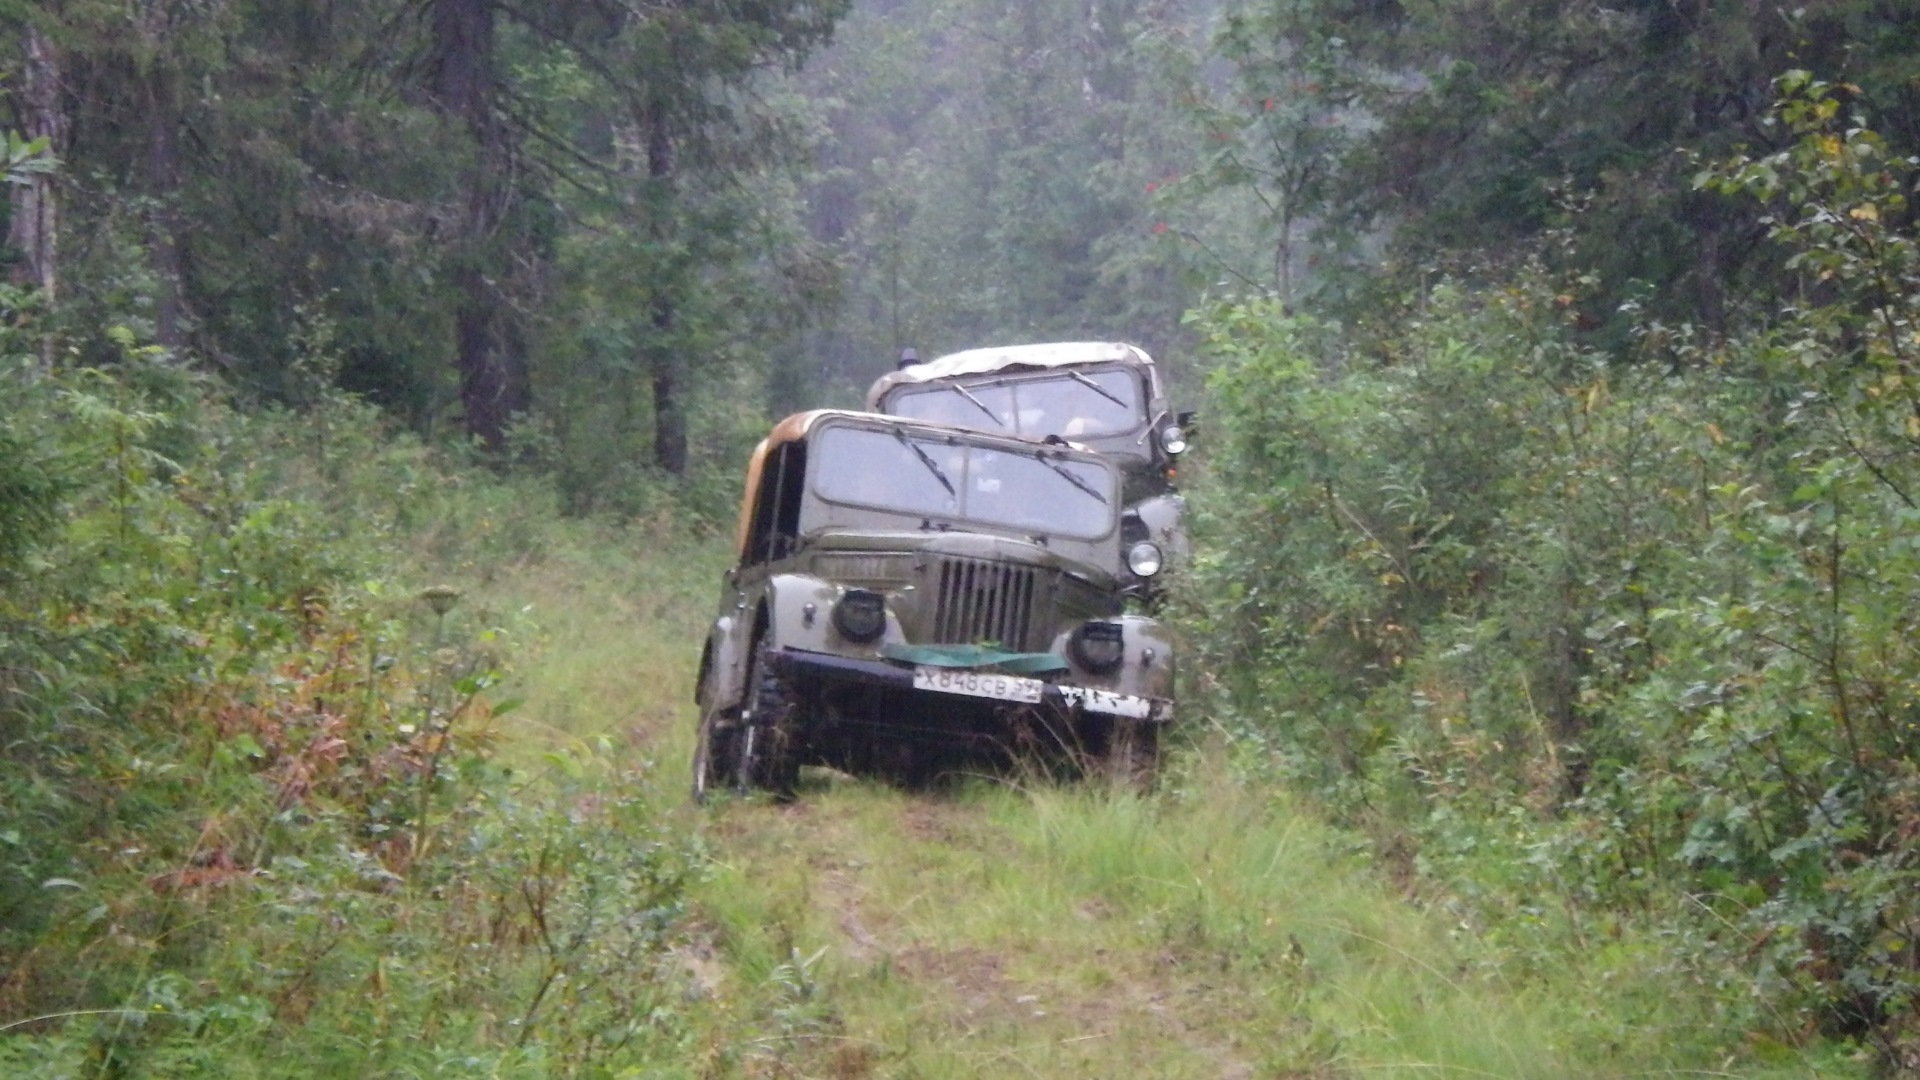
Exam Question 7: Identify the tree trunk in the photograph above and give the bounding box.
[145,60,188,358]
[646,102,688,476]
[431,0,493,135]
[1692,198,1727,336]
[8,25,63,325]
[451,267,528,450]
[650,329,687,475]
[431,0,528,450]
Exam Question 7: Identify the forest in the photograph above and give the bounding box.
[4,0,1920,1075]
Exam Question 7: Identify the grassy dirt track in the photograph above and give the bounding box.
[482,530,1851,1079]
[687,766,1738,1079]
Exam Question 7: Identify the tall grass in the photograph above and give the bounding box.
[690,750,1863,1078]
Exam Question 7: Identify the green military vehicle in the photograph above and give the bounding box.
[866,342,1189,599]
[691,409,1176,800]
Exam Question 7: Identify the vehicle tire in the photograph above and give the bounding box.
[736,641,802,798]
[1103,719,1160,792]
[690,688,734,805]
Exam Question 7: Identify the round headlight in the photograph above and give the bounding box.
[1069,621,1126,674]
[1159,425,1188,455]
[831,589,887,643]
[1127,540,1164,578]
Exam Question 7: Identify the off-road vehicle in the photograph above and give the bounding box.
[866,341,1189,596]
[691,409,1176,800]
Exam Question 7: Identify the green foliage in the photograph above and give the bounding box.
[20,0,849,481]
[1,787,704,1076]
[2,130,55,179]
[1174,0,1376,304]
[0,336,745,1072]
[1181,76,1920,1064]
[1670,71,1920,1044]
[0,369,64,575]
[1701,70,1920,440]
[1201,0,1920,333]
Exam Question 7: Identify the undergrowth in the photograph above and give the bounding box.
[0,340,760,1075]
[1178,74,1920,1068]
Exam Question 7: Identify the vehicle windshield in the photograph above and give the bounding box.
[810,425,1115,540]
[886,368,1143,440]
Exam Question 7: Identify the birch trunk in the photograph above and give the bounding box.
[7,26,64,315]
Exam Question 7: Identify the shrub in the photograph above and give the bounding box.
[1180,72,1920,1061]
[0,341,721,1072]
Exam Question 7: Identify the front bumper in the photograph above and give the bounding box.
[772,647,1174,724]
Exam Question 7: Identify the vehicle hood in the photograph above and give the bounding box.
[804,528,1118,589]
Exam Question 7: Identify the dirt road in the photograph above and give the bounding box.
[695,774,1287,1078]
[676,755,1681,1080]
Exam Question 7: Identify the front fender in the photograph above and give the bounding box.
[762,573,844,656]
[1134,492,1190,560]
[707,574,844,713]
[702,613,748,714]
[1047,613,1177,704]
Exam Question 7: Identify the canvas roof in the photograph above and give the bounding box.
[865,341,1160,408]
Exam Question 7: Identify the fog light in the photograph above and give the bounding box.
[832,589,887,642]
[1127,541,1164,578]
[1070,621,1125,674]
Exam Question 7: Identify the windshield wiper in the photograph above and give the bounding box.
[1036,453,1108,505]
[1067,369,1128,410]
[891,427,956,498]
[943,382,1004,427]
[1137,408,1167,446]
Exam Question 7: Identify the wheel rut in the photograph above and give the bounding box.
[699,780,1266,1078]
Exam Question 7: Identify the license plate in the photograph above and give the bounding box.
[1056,685,1155,719]
[913,666,1043,703]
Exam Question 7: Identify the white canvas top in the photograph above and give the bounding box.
[867,341,1160,408]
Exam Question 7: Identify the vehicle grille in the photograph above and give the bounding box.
[932,558,1038,649]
